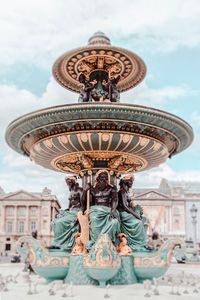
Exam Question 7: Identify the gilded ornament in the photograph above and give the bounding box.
[139,137,149,147]
[122,134,130,143]
[44,138,53,148]
[102,133,110,142]
[59,135,68,144]
[80,133,88,142]
[83,234,121,268]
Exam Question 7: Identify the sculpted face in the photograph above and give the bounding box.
[65,177,76,189]
[97,172,108,183]
[125,178,133,188]
[96,171,109,190]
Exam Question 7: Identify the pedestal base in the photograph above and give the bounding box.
[65,255,98,285]
[110,256,138,285]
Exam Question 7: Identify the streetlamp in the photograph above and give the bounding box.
[190,204,198,252]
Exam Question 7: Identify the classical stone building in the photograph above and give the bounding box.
[0,187,60,254]
[134,178,200,243]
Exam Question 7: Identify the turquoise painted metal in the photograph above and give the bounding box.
[17,235,181,285]
[16,236,70,281]
[65,256,97,285]
[110,256,138,285]
[83,234,121,287]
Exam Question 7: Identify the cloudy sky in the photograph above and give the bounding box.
[0,0,200,207]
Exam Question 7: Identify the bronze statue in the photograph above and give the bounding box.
[118,175,141,220]
[51,176,85,251]
[86,171,118,218]
[85,170,120,244]
[102,75,120,102]
[78,73,97,102]
[118,175,148,251]
[65,176,85,212]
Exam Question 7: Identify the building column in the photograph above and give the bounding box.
[13,206,18,234]
[168,206,172,234]
[0,205,5,254]
[38,205,41,236]
[52,204,56,219]
[1,205,5,232]
[25,205,29,234]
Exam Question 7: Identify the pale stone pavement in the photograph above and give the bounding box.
[0,263,199,300]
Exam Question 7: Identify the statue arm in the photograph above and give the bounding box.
[120,191,141,220]
[82,184,94,211]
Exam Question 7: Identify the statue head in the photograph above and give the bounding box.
[96,171,108,181]
[65,176,77,190]
[95,170,109,190]
[119,174,134,189]
[78,73,87,84]
[118,233,128,246]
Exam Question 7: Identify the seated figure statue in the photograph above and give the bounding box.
[117,175,148,251]
[85,171,120,245]
[51,176,84,251]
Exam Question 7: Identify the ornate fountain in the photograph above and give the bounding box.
[6,32,193,285]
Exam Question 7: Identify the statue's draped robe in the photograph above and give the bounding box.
[89,206,120,244]
[119,209,147,251]
[51,209,79,251]
[118,191,147,251]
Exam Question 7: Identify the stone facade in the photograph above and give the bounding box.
[0,187,60,254]
[133,178,200,243]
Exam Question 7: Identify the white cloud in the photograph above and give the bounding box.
[1,0,200,69]
[135,163,200,188]
[0,78,76,138]
[122,81,190,107]
[41,77,77,107]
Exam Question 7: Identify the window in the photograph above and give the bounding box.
[30,221,37,232]
[18,206,26,217]
[6,206,14,216]
[5,244,11,251]
[6,221,13,233]
[18,221,25,233]
[30,206,38,216]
